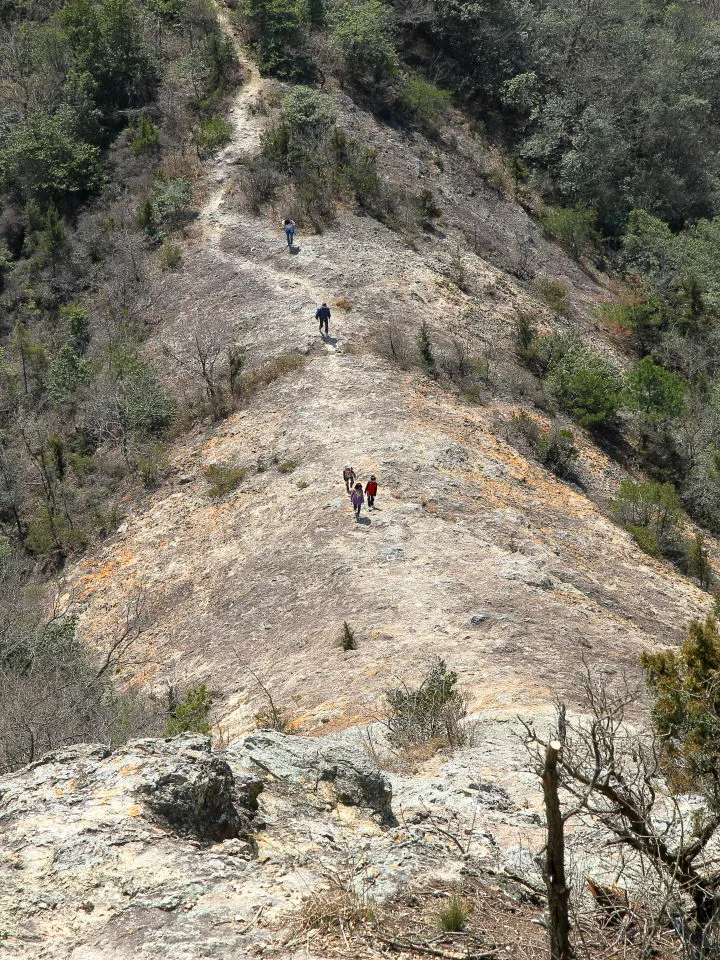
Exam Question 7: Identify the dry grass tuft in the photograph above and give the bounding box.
[300,887,374,934]
[241,354,309,396]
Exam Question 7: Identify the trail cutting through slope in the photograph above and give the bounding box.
[69,11,710,736]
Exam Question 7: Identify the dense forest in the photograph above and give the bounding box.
[4,0,720,765]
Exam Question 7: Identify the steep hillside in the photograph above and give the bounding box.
[66,12,710,738]
[5,3,720,958]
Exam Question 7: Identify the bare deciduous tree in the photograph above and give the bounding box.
[523,671,720,958]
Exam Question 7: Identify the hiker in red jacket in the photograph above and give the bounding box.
[365,475,378,508]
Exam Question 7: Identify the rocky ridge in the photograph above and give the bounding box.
[0,728,554,959]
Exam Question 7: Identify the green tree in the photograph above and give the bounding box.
[417,321,436,377]
[60,0,158,115]
[243,0,311,79]
[683,533,714,591]
[37,204,67,274]
[329,0,398,88]
[611,479,684,548]
[48,343,92,399]
[166,685,213,735]
[624,356,686,425]
[61,304,91,356]
[132,114,160,155]
[642,616,720,801]
[545,347,623,430]
[0,108,102,210]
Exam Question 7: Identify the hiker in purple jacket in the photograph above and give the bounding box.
[350,482,364,519]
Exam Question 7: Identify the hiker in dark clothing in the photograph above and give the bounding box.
[351,482,365,519]
[365,475,378,508]
[282,219,297,249]
[316,302,331,336]
[343,465,356,493]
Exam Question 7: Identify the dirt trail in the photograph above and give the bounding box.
[68,14,710,734]
[200,10,263,223]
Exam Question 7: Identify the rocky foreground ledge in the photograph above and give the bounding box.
[0,727,548,959]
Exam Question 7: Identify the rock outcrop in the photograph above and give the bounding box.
[0,726,551,959]
[228,729,393,821]
[132,735,254,840]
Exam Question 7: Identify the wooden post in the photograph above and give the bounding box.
[542,740,571,960]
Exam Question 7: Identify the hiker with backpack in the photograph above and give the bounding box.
[343,465,356,493]
[350,482,365,519]
[365,475,378,508]
[282,219,297,250]
[316,302,331,336]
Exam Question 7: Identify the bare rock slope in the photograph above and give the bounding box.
[67,19,708,733]
[0,729,550,959]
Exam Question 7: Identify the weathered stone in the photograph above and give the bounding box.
[227,730,393,821]
[134,738,248,841]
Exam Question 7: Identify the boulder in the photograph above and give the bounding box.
[130,735,259,841]
[227,730,393,822]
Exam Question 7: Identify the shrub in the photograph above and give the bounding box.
[417,188,441,228]
[278,459,296,473]
[509,412,579,481]
[260,87,336,172]
[204,463,245,497]
[626,522,662,558]
[25,506,88,559]
[132,114,160,155]
[341,621,357,651]
[513,311,540,368]
[536,427,579,481]
[137,445,167,487]
[417,321,437,377]
[545,346,623,430]
[282,85,337,134]
[437,895,469,932]
[612,479,684,554]
[238,158,281,210]
[158,241,182,270]
[166,685,213,735]
[623,356,685,425]
[151,176,194,232]
[241,353,308,395]
[399,75,451,127]
[602,287,668,354]
[540,205,600,260]
[533,330,581,374]
[538,279,570,315]
[448,246,469,291]
[300,885,374,933]
[195,115,232,155]
[385,658,468,751]
[344,147,382,209]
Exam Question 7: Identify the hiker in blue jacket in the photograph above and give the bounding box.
[316,302,331,336]
[282,219,297,250]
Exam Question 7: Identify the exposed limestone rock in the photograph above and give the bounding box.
[227,729,393,821]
